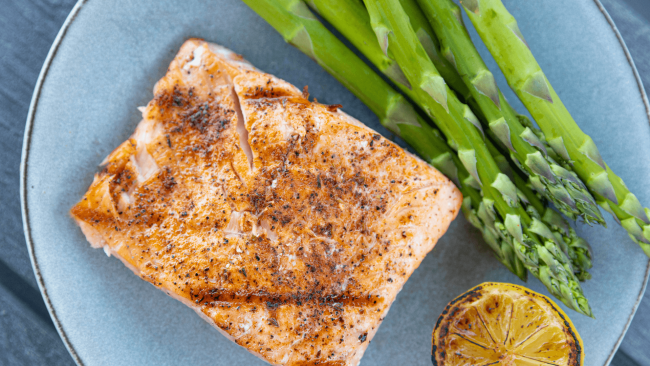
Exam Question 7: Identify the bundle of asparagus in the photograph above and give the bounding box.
[414,0,604,226]
[240,0,648,316]
[459,0,650,255]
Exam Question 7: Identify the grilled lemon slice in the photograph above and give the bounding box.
[432,282,583,365]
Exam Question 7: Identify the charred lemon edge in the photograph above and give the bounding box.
[431,282,584,366]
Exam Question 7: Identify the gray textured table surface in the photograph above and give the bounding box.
[0,0,648,365]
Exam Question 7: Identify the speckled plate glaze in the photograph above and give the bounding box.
[20,0,650,365]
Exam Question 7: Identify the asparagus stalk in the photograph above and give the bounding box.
[511,165,593,281]
[415,0,604,226]
[485,133,594,281]
[306,0,471,104]
[462,0,650,255]
[431,133,529,281]
[363,0,592,316]
[396,0,472,101]
[241,0,528,280]
[464,190,529,281]
[421,129,529,281]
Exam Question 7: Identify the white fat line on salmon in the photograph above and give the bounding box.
[183,45,205,70]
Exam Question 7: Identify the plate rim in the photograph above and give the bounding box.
[18,0,650,365]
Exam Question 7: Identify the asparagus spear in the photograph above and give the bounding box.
[511,166,593,281]
[429,132,529,281]
[362,0,591,316]
[396,0,472,101]
[415,0,603,226]
[464,188,529,281]
[462,0,650,255]
[305,0,470,103]
[485,133,593,280]
[398,0,597,270]
[241,0,528,280]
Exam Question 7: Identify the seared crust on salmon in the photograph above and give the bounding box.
[70,39,462,366]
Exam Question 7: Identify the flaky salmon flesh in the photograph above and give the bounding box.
[70,39,462,366]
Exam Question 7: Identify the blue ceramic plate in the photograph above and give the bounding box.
[21,0,650,365]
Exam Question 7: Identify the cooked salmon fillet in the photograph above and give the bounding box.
[70,39,462,366]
